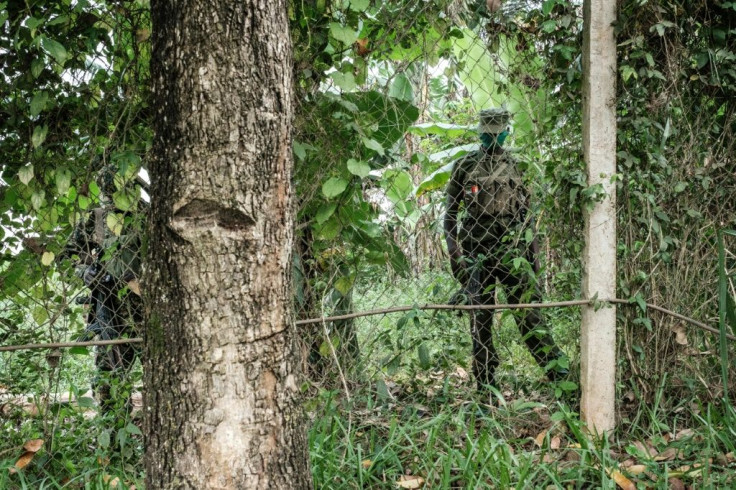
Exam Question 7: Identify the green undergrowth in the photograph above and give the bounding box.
[309,379,736,489]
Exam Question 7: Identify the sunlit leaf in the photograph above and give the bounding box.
[396,475,425,489]
[18,165,34,185]
[322,177,349,199]
[329,23,358,45]
[32,125,48,148]
[30,91,49,117]
[40,37,68,65]
[347,159,370,178]
[106,213,124,236]
[41,251,55,266]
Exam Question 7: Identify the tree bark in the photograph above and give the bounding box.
[145,1,312,488]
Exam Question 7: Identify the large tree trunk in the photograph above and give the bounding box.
[144,1,312,488]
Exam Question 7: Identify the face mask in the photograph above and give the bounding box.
[480,130,510,149]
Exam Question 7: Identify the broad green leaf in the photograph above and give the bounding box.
[330,71,356,91]
[32,306,49,326]
[293,141,306,161]
[361,137,384,155]
[349,0,370,11]
[32,125,48,148]
[334,276,354,296]
[347,159,370,178]
[41,37,68,65]
[329,23,358,45]
[416,161,454,196]
[315,202,337,224]
[389,73,413,102]
[428,144,477,162]
[31,58,44,78]
[106,213,124,236]
[55,168,71,195]
[98,430,111,449]
[31,190,44,210]
[542,0,556,15]
[408,122,474,138]
[69,346,89,355]
[417,343,431,370]
[41,251,55,266]
[18,165,34,185]
[126,423,142,436]
[383,170,413,203]
[77,396,95,408]
[314,216,341,240]
[113,189,138,212]
[322,177,348,199]
[345,91,419,149]
[30,91,49,117]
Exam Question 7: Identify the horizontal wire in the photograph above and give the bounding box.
[0,298,732,352]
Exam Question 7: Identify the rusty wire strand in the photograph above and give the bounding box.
[1,298,732,352]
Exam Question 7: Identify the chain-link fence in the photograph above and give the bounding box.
[1,0,735,485]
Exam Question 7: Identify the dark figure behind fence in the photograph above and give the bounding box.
[444,108,568,392]
[63,165,142,414]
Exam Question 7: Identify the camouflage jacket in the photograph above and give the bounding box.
[445,147,529,243]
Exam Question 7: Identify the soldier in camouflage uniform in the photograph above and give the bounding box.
[65,165,142,414]
[444,108,567,391]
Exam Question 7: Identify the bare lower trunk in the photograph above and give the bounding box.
[144,1,312,488]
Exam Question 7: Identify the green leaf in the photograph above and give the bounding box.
[315,202,337,224]
[542,0,556,15]
[69,346,89,355]
[383,170,413,203]
[334,276,354,296]
[558,381,578,392]
[416,161,453,196]
[18,165,34,185]
[408,122,474,138]
[347,159,370,178]
[55,168,71,195]
[389,73,413,102]
[31,58,44,78]
[30,91,49,117]
[106,213,124,236]
[329,23,358,45]
[32,125,48,148]
[322,177,349,199]
[31,190,44,210]
[330,71,356,91]
[113,189,137,212]
[293,141,306,161]
[361,137,384,155]
[98,430,111,449]
[417,343,431,370]
[40,37,68,65]
[77,396,95,408]
[125,422,142,436]
[349,0,370,11]
[41,251,55,266]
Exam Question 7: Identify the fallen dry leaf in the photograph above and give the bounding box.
[14,451,35,471]
[610,469,636,490]
[668,477,686,490]
[396,475,425,489]
[626,464,647,475]
[654,447,677,462]
[672,324,688,345]
[534,429,548,447]
[23,439,43,453]
[550,436,561,450]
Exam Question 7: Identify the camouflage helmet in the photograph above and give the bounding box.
[478,107,511,134]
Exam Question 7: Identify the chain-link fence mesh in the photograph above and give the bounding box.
[1,0,735,485]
